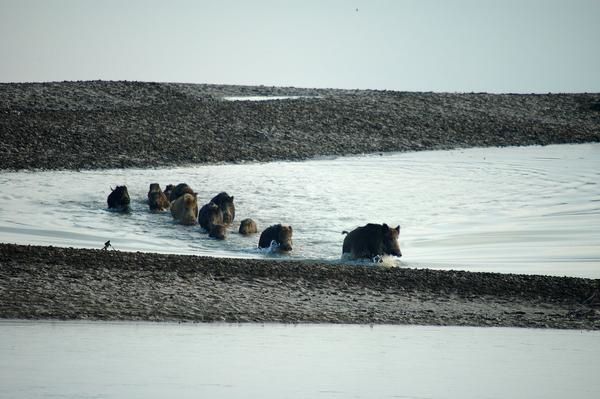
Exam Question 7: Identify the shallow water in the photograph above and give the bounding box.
[0,320,598,399]
[1,143,599,277]
[223,95,318,101]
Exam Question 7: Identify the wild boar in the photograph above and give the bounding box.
[170,193,198,225]
[198,202,223,231]
[209,224,227,240]
[239,218,258,235]
[163,184,175,200]
[147,183,170,211]
[342,223,401,259]
[258,224,293,252]
[169,183,195,202]
[107,185,130,212]
[210,192,235,224]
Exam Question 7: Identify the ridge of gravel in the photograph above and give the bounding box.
[1,81,599,170]
[2,244,599,329]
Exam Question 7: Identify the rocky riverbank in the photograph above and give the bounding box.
[1,244,599,329]
[1,81,599,170]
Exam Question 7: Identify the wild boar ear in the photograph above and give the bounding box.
[231,196,234,201]
[289,225,293,231]
[382,223,389,230]
[395,225,401,233]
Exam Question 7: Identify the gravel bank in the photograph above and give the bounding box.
[1,81,599,170]
[1,244,599,329]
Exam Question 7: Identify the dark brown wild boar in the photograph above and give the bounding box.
[342,223,401,260]
[258,224,293,251]
[147,183,170,211]
[169,183,195,202]
[198,202,223,231]
[163,184,175,200]
[107,186,130,211]
[210,192,235,224]
[209,224,227,240]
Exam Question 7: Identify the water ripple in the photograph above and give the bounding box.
[1,143,599,277]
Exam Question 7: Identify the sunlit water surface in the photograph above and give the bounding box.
[1,143,599,277]
[0,320,598,399]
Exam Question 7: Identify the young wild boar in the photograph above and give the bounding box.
[163,184,175,200]
[170,193,198,225]
[239,218,258,235]
[210,192,235,224]
[107,185,131,212]
[258,224,293,252]
[342,223,401,260]
[209,224,227,240]
[198,202,223,231]
[147,183,170,211]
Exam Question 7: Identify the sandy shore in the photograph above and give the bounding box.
[1,81,599,328]
[1,244,599,329]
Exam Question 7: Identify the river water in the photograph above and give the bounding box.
[1,143,599,277]
[0,320,598,399]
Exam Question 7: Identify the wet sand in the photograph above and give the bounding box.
[1,81,599,328]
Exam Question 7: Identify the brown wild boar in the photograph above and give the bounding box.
[163,184,175,200]
[209,224,227,240]
[198,202,223,231]
[239,218,258,235]
[210,192,235,224]
[169,183,195,202]
[147,183,170,211]
[342,223,401,259]
[170,193,198,225]
[107,185,130,211]
[258,224,293,251]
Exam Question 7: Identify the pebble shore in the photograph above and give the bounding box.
[1,244,599,329]
[1,81,599,170]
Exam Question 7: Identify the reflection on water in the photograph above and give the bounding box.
[1,143,599,277]
[0,321,598,399]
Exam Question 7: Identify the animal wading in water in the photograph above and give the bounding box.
[258,224,293,252]
[198,202,223,231]
[342,223,401,260]
[170,193,199,225]
[163,184,175,200]
[147,183,170,211]
[239,218,258,235]
[209,224,227,240]
[210,192,235,224]
[169,183,195,202]
[107,186,131,212]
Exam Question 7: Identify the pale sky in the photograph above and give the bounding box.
[1,0,599,93]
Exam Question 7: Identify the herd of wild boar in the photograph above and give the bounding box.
[107,183,402,260]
